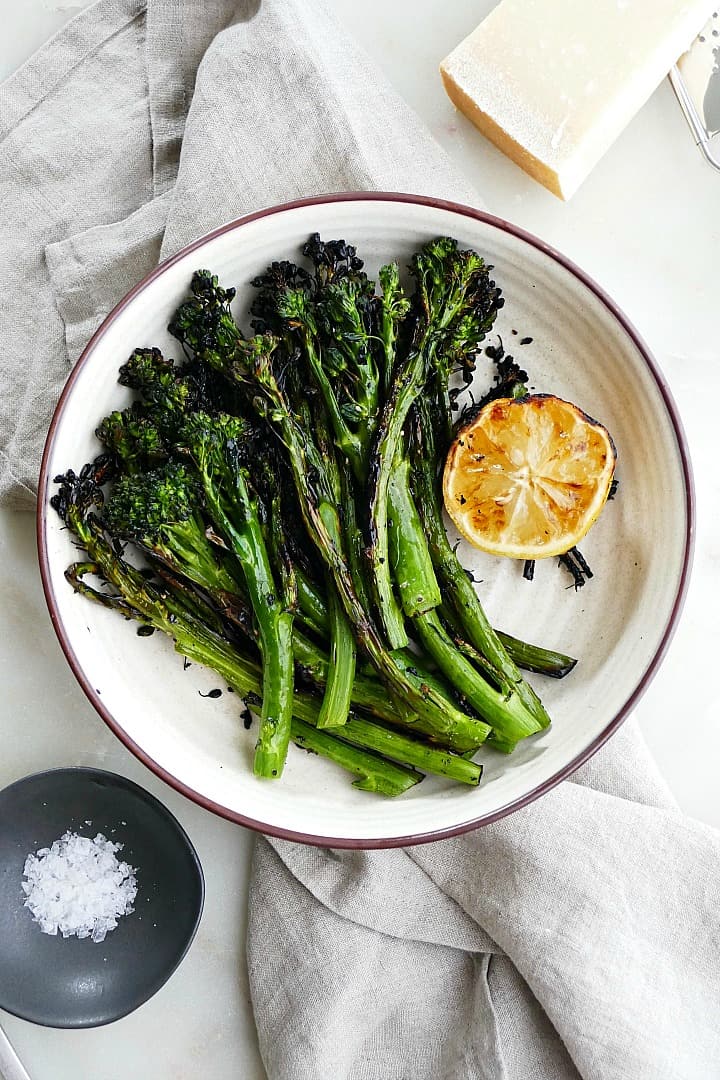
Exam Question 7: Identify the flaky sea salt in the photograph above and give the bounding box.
[22,831,138,943]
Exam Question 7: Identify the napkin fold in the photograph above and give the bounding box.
[3,3,719,1078]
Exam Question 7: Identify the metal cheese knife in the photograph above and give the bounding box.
[0,1026,30,1080]
[670,9,720,170]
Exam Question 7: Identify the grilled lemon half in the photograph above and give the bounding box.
[443,394,616,559]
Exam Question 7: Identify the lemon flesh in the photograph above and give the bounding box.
[443,394,617,559]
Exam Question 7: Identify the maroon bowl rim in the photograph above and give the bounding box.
[37,191,695,849]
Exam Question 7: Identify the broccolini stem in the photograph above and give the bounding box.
[412,608,544,744]
[486,734,519,755]
[65,562,142,620]
[263,463,298,615]
[322,494,488,747]
[316,581,356,729]
[292,630,488,752]
[298,325,365,477]
[496,631,578,680]
[307,488,492,751]
[295,568,329,632]
[167,627,419,796]
[367,344,429,648]
[387,649,491,751]
[62,522,418,796]
[387,455,441,618]
[155,555,490,752]
[342,474,374,618]
[437,599,577,681]
[201,465,295,779]
[251,612,294,778]
[141,557,424,739]
[324,715,481,786]
[206,584,410,731]
[290,719,420,797]
[294,559,575,681]
[292,631,415,727]
[437,608,511,693]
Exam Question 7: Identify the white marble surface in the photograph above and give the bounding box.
[1,1,719,1077]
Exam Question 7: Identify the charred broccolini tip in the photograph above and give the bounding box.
[168,270,241,360]
[377,262,411,394]
[118,347,195,430]
[485,344,529,401]
[50,459,178,625]
[95,404,167,476]
[249,259,312,336]
[411,236,504,445]
[102,461,239,598]
[176,409,255,475]
[302,232,365,286]
[50,461,107,537]
[409,236,503,337]
[103,459,202,540]
[119,346,171,393]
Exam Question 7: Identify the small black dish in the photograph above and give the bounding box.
[0,767,204,1028]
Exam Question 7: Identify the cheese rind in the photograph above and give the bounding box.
[440,0,715,199]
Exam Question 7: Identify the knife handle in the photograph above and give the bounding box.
[0,1025,31,1080]
[670,10,720,172]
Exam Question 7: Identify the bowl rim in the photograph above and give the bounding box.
[0,765,205,1028]
[36,190,696,849]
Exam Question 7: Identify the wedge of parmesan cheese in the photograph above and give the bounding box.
[440,0,714,199]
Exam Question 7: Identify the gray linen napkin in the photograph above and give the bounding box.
[2,3,719,1078]
[255,720,720,1079]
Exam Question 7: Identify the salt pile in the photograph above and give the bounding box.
[22,831,138,943]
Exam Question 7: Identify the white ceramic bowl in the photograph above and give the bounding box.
[38,193,693,847]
